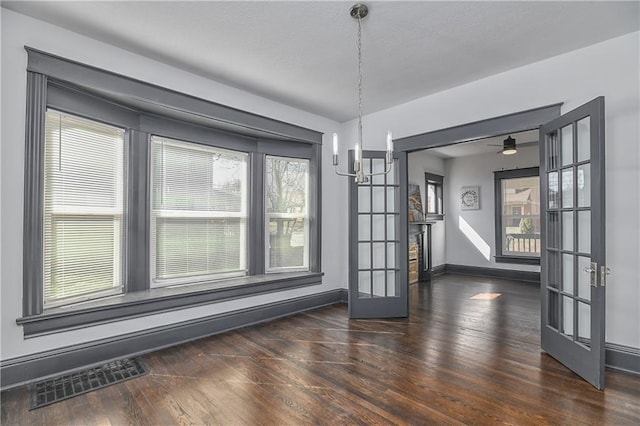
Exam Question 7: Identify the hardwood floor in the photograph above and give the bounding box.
[2,274,639,425]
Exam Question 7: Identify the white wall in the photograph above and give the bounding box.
[408,151,445,267]
[0,9,349,360]
[444,146,540,271]
[349,32,640,349]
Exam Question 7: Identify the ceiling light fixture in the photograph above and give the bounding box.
[502,136,517,155]
[332,3,393,183]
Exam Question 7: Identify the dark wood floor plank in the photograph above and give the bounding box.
[2,274,639,425]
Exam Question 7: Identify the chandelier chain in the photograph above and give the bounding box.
[333,4,392,183]
[357,14,363,148]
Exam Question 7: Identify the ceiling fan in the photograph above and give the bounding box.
[489,135,538,155]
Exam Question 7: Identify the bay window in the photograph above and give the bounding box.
[20,49,322,335]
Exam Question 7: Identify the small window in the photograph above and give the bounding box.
[424,172,444,220]
[150,136,249,286]
[494,168,541,265]
[43,110,126,307]
[265,156,310,272]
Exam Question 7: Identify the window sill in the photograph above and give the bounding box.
[494,255,540,266]
[17,272,323,337]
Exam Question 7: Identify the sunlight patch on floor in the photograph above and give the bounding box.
[470,293,502,300]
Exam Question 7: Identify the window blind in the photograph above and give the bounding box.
[265,156,309,271]
[150,136,248,285]
[43,110,125,307]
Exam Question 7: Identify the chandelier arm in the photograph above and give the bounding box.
[333,164,359,178]
[363,163,393,177]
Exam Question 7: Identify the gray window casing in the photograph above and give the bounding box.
[424,172,444,221]
[493,167,541,265]
[19,48,323,336]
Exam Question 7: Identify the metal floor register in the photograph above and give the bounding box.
[29,357,149,410]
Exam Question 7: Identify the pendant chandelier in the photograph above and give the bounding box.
[332,3,394,183]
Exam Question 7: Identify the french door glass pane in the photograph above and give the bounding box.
[372,215,385,240]
[547,212,560,249]
[548,251,560,289]
[387,215,395,239]
[372,187,385,212]
[387,187,396,211]
[372,158,385,184]
[561,124,573,166]
[386,271,397,297]
[372,243,385,268]
[577,117,591,162]
[373,271,385,296]
[548,172,559,209]
[358,187,370,212]
[358,271,371,296]
[358,215,370,240]
[562,296,574,337]
[386,160,395,183]
[548,291,559,330]
[562,211,574,251]
[43,110,125,307]
[359,243,371,269]
[577,164,591,208]
[578,302,591,342]
[386,243,396,268]
[578,211,591,254]
[562,168,574,208]
[562,254,574,294]
[547,132,559,170]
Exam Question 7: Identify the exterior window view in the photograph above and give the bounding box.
[151,136,248,285]
[500,176,541,257]
[265,156,309,271]
[43,110,125,307]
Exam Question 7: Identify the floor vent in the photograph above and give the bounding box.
[29,357,148,410]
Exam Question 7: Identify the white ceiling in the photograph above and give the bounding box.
[3,1,639,122]
[422,129,539,159]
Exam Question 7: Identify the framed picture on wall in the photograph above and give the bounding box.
[460,186,480,210]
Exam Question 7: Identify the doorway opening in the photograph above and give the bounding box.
[407,128,542,285]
